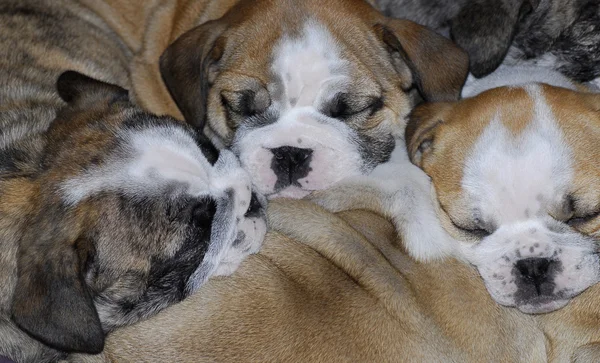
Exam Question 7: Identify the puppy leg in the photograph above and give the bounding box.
[309,138,457,262]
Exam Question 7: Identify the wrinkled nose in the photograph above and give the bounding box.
[515,258,556,295]
[270,146,313,190]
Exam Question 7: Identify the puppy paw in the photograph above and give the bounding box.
[310,138,457,262]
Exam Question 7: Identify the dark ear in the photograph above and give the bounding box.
[376,19,469,102]
[57,71,129,105]
[405,102,453,165]
[12,234,104,354]
[450,0,538,77]
[159,19,228,130]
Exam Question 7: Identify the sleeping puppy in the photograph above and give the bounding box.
[66,87,600,360]
[149,0,469,198]
[407,80,600,314]
[1,1,265,361]
[0,71,266,363]
[370,0,600,88]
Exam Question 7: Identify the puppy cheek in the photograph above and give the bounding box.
[553,249,600,295]
[238,146,278,195]
[296,147,362,190]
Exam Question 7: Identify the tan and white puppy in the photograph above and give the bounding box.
[407,81,600,314]
[81,0,468,199]
[157,0,469,199]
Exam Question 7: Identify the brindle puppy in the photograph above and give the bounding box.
[0,1,266,361]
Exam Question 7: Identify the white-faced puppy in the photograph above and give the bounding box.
[407,83,600,314]
[158,0,468,198]
[0,72,266,363]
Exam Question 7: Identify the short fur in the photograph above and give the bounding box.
[406,84,600,314]
[369,0,600,86]
[67,193,600,362]
[0,1,266,361]
[74,0,469,198]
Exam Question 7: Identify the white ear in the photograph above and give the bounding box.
[60,126,215,204]
[129,128,213,195]
[310,138,458,262]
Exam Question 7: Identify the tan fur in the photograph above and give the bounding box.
[66,197,600,362]
[409,85,600,239]
[76,0,237,118]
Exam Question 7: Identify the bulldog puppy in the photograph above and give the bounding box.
[0,71,266,363]
[406,83,600,314]
[153,0,468,198]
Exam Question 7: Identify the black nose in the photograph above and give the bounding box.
[270,146,313,190]
[515,258,556,296]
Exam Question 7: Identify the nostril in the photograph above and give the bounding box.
[272,150,285,160]
[516,258,551,279]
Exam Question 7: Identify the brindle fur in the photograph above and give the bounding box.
[1,1,130,361]
[0,1,265,362]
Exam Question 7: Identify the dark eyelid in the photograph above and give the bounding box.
[327,93,383,119]
[438,202,491,238]
[567,209,600,226]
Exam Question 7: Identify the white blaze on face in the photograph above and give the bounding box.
[459,85,599,313]
[462,85,573,224]
[233,19,366,199]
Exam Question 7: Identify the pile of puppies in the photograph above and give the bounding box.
[1,0,599,362]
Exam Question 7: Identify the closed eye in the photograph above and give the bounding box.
[567,210,600,227]
[324,94,383,119]
[449,217,493,238]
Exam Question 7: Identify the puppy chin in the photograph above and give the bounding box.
[516,298,570,314]
[269,185,311,200]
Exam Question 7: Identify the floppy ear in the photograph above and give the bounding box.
[405,102,453,165]
[159,19,228,130]
[11,229,104,354]
[450,0,538,77]
[57,71,129,106]
[375,19,469,102]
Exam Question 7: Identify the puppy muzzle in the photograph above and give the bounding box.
[463,219,600,313]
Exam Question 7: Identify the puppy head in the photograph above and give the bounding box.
[9,72,266,353]
[407,85,600,313]
[159,0,468,198]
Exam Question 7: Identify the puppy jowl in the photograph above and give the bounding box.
[2,72,267,361]
[408,84,600,313]
[159,0,469,198]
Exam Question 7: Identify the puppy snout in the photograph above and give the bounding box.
[270,146,313,189]
[514,258,557,296]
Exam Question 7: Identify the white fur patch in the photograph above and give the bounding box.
[60,122,266,293]
[232,19,367,198]
[312,138,457,262]
[462,85,573,224]
[61,126,214,203]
